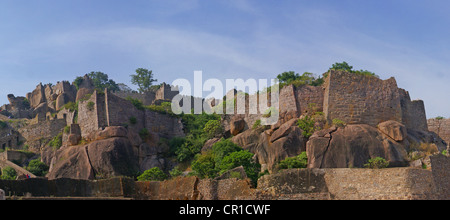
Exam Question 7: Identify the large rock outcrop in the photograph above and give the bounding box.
[306,124,409,169]
[47,137,139,180]
[232,119,306,173]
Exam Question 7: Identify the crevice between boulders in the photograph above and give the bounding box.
[319,127,338,168]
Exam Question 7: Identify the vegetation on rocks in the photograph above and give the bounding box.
[364,157,389,169]
[191,139,260,185]
[278,152,308,170]
[137,167,167,181]
[1,166,17,180]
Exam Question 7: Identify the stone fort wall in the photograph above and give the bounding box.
[324,70,403,127]
[1,155,449,200]
[428,118,450,145]
[78,89,184,141]
[224,70,427,133]
[323,70,428,131]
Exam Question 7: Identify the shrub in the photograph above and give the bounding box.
[252,120,262,130]
[137,167,167,181]
[26,159,49,177]
[278,152,308,170]
[332,118,346,127]
[129,116,137,125]
[191,139,261,184]
[297,116,316,139]
[191,153,217,179]
[175,135,206,162]
[364,157,389,169]
[219,150,261,185]
[87,101,95,111]
[139,128,149,140]
[203,120,223,139]
[169,167,183,178]
[1,166,17,180]
[0,121,8,129]
[49,133,63,150]
[211,139,242,168]
[126,97,144,110]
[64,126,71,134]
[63,101,78,112]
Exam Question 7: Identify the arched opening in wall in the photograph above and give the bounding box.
[1,143,5,150]
[8,140,11,148]
[63,114,67,121]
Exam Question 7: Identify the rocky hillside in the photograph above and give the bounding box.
[0,68,448,185]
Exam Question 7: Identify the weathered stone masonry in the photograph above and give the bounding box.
[78,89,184,141]
[323,70,428,131]
[428,118,450,145]
[1,155,449,200]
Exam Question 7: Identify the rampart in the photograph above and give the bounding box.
[428,118,450,145]
[224,71,427,134]
[323,70,428,131]
[18,119,66,150]
[78,89,184,141]
[1,155,448,200]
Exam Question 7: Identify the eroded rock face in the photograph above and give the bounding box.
[47,137,139,180]
[230,118,246,136]
[231,121,306,173]
[378,120,408,142]
[307,124,408,169]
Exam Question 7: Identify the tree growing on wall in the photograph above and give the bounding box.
[130,68,158,93]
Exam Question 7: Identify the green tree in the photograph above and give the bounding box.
[277,71,300,84]
[211,139,242,168]
[191,153,217,179]
[26,159,49,177]
[219,150,261,185]
[87,71,120,92]
[1,166,17,180]
[203,120,223,139]
[131,68,158,93]
[137,167,167,181]
[329,61,353,72]
[175,134,206,162]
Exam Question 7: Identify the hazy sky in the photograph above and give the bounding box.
[0,0,449,118]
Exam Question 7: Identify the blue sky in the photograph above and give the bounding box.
[0,0,449,118]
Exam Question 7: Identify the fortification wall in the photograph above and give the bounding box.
[113,91,156,106]
[295,85,324,115]
[18,119,66,143]
[1,155,449,200]
[0,177,134,198]
[430,155,450,199]
[78,91,101,139]
[399,89,428,131]
[323,70,403,127]
[105,91,145,134]
[257,167,438,200]
[428,118,450,145]
[223,84,323,131]
[322,70,428,131]
[144,110,184,138]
